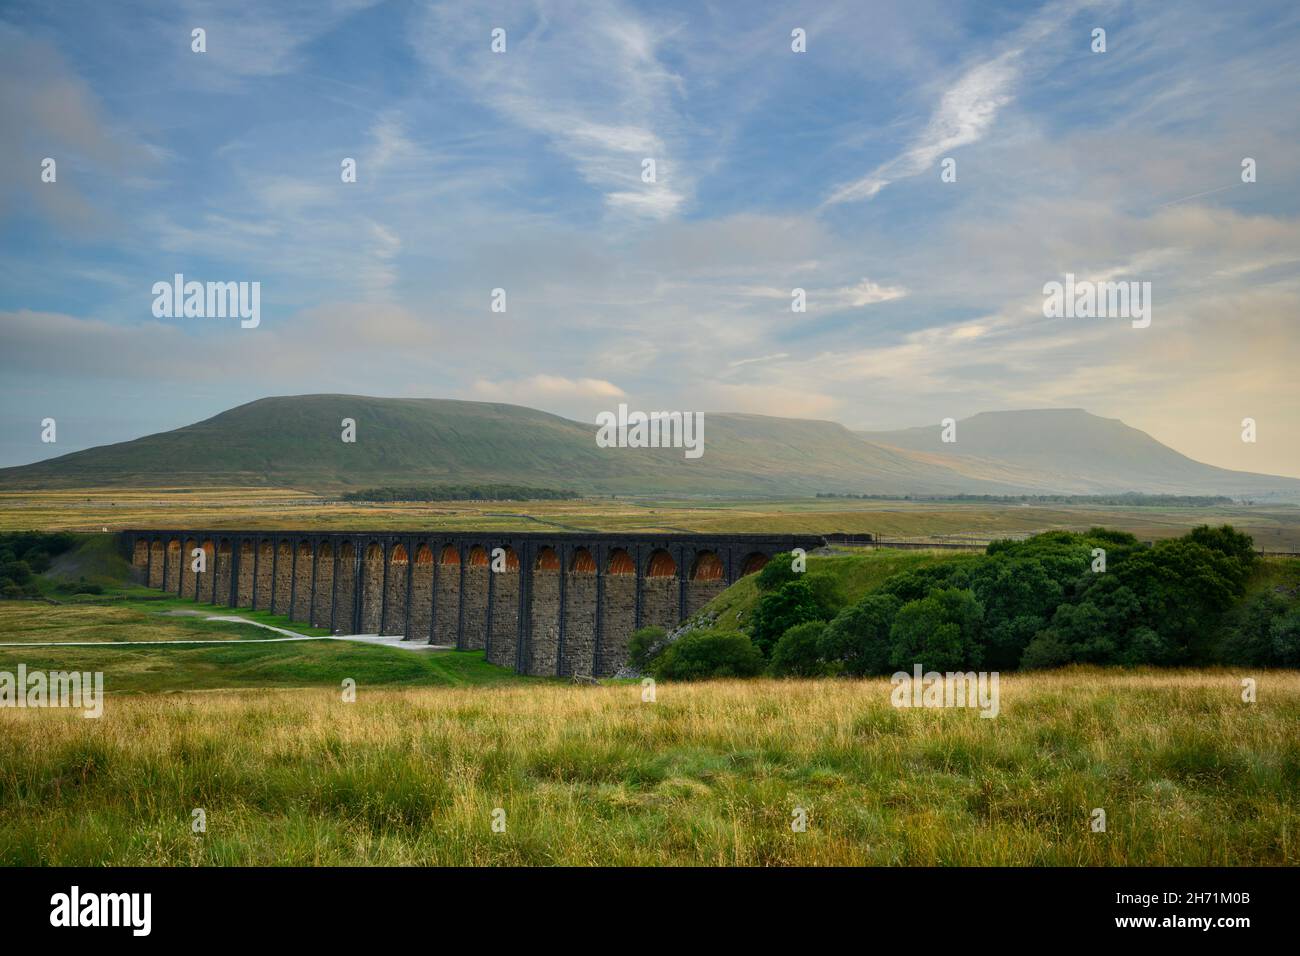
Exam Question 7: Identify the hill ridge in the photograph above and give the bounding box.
[2,395,1297,499]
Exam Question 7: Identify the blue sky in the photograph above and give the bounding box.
[2,0,1298,476]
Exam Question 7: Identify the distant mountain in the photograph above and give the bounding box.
[857,409,1300,499]
[2,396,1297,500]
[0,395,1011,496]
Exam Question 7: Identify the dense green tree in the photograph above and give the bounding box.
[755,552,799,592]
[770,621,828,677]
[818,593,900,676]
[962,558,1067,669]
[880,562,968,603]
[1188,524,1258,569]
[1019,629,1073,670]
[1270,610,1300,666]
[888,587,985,672]
[1024,530,1254,667]
[0,531,77,598]
[1221,593,1288,666]
[805,572,846,618]
[748,579,829,656]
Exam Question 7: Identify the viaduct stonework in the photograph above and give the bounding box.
[123,530,828,676]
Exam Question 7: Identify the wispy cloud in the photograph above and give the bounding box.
[728,353,789,369]
[824,0,1091,205]
[826,53,1019,205]
[412,0,690,219]
[166,0,382,83]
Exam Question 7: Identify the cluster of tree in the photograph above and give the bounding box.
[0,532,76,599]
[340,485,579,502]
[628,525,1294,680]
[815,492,1235,507]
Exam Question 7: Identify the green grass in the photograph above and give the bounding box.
[0,601,306,644]
[41,532,133,589]
[0,670,1295,865]
[1,594,333,639]
[702,549,981,631]
[0,586,528,693]
[0,640,527,694]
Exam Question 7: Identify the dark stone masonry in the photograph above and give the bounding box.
[124,530,828,677]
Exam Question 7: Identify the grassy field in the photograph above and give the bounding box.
[3,589,335,645]
[0,593,523,693]
[2,531,1297,867]
[0,671,1295,865]
[5,487,1300,549]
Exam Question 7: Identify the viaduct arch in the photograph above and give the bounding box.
[123,530,826,677]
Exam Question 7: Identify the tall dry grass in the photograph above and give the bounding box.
[1,669,1296,865]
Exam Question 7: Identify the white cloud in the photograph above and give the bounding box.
[828,277,910,308]
[168,0,382,81]
[824,0,1096,206]
[727,353,789,369]
[413,1,691,220]
[473,374,627,403]
[827,53,1019,205]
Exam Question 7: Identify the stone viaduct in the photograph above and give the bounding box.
[123,530,827,676]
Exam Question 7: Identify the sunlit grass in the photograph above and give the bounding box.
[1,669,1294,865]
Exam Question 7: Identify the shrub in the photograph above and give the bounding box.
[650,630,765,681]
[748,579,829,656]
[818,593,900,676]
[889,587,984,672]
[1270,610,1300,667]
[756,552,798,592]
[1084,527,1141,548]
[627,626,666,670]
[1188,524,1257,568]
[770,621,827,676]
[1020,630,1074,670]
[1221,593,1288,666]
[880,562,968,603]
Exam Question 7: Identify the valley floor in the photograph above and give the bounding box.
[5,487,1300,550]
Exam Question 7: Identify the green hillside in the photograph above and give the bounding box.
[3,396,1298,499]
[0,394,1016,496]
